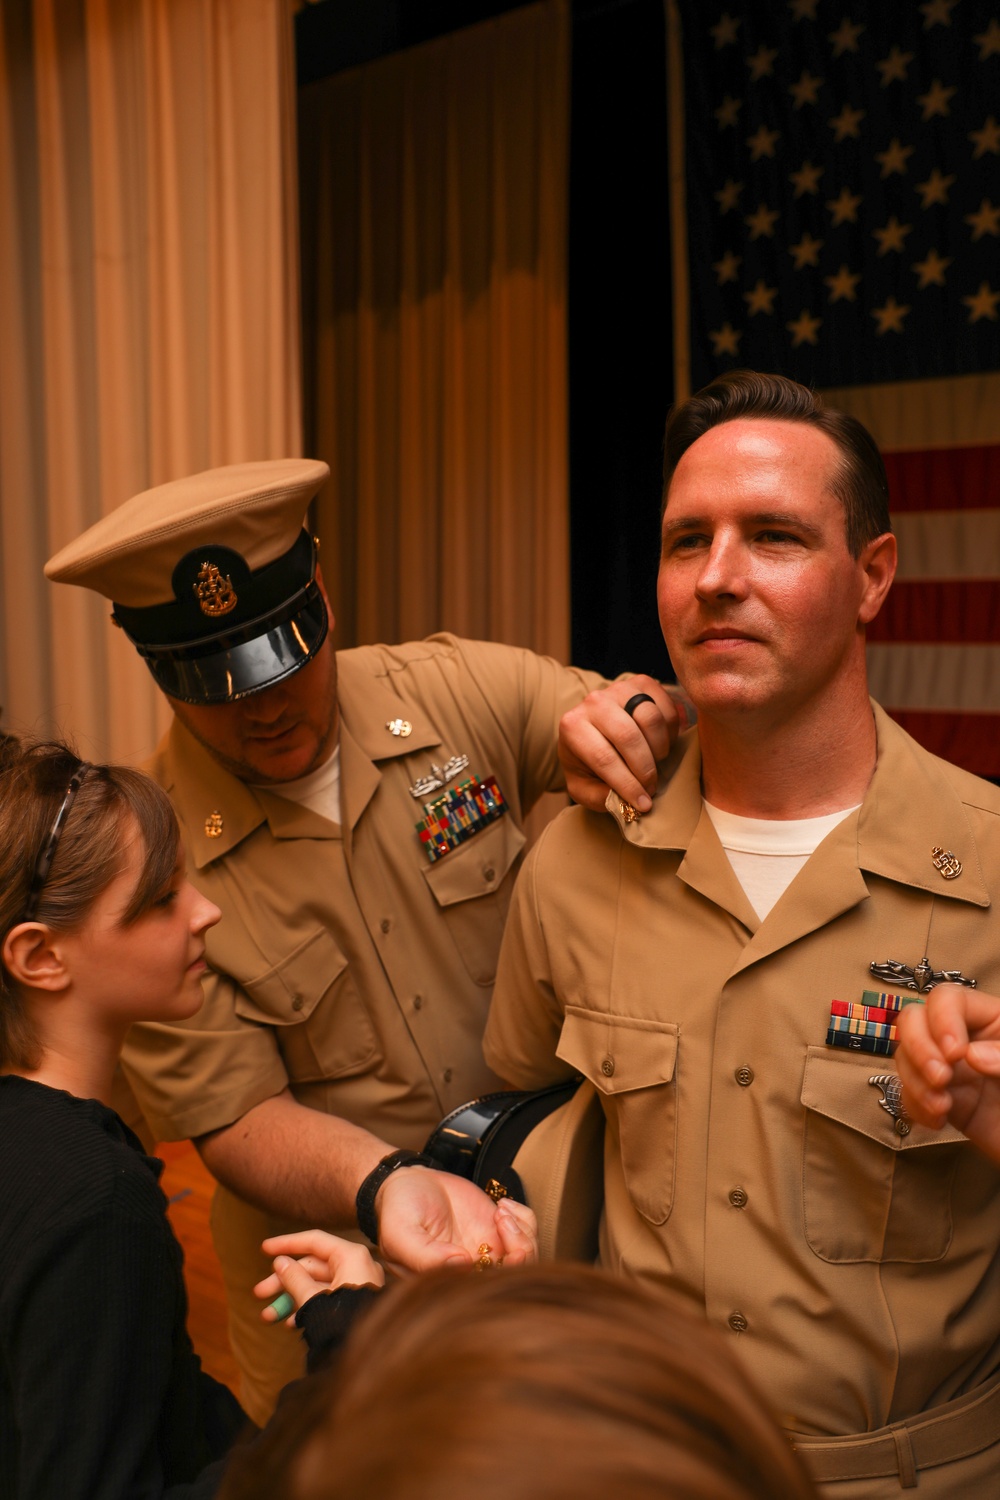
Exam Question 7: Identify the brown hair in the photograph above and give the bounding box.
[0,739,180,1068]
[220,1264,817,1500]
[662,370,891,558]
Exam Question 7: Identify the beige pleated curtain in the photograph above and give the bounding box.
[299,0,571,659]
[1,0,573,767]
[0,0,301,765]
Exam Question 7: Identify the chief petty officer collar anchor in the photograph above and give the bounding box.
[825,839,977,1131]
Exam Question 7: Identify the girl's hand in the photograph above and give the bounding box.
[254,1230,384,1324]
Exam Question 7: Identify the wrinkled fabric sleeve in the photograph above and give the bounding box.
[296,1284,381,1374]
[483,826,576,1090]
[122,969,287,1143]
[442,636,605,814]
[4,1204,234,1500]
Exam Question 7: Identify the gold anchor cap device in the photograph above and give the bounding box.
[45,458,330,704]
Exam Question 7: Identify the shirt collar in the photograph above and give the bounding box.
[858,703,988,907]
[336,649,440,762]
[161,719,269,869]
[605,701,989,910]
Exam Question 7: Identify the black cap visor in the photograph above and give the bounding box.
[136,584,328,704]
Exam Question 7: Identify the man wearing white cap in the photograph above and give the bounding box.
[46,457,684,1421]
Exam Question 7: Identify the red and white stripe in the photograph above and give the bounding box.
[823,374,1000,778]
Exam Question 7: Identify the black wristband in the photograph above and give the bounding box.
[355,1148,441,1245]
[623,692,656,718]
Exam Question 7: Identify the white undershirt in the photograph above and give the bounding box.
[258,744,342,826]
[703,800,860,921]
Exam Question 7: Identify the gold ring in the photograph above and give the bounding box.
[475,1241,494,1271]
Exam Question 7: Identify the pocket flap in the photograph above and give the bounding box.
[556,1006,678,1095]
[801,1046,967,1151]
[234,926,349,1026]
[422,812,525,908]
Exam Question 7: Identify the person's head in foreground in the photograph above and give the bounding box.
[219,1264,818,1500]
[0,738,216,1078]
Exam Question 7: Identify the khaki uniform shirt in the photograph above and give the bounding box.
[124,635,602,1152]
[485,705,1000,1440]
[120,633,604,1422]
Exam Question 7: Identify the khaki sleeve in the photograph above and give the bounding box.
[447,637,694,814]
[121,967,289,1142]
[483,829,575,1090]
[449,637,606,812]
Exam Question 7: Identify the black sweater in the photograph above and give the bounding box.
[0,1075,250,1499]
[0,1078,376,1499]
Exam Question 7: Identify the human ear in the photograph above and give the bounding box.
[857,532,897,627]
[2,924,72,994]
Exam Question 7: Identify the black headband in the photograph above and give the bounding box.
[22,762,94,923]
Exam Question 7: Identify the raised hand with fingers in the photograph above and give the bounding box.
[558,675,692,814]
[896,983,1000,1166]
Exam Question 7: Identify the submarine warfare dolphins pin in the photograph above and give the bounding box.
[868,957,977,994]
[409,754,470,800]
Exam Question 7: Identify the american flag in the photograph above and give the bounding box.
[669,0,1000,775]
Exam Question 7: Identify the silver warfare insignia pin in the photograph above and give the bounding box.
[409,754,470,800]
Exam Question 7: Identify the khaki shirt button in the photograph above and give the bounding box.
[895,1118,911,1137]
[380,918,391,933]
[291,996,304,1012]
[484,866,496,883]
[735,1066,754,1087]
[443,1067,453,1083]
[728,1312,748,1333]
[413,994,424,1010]
[601,1056,615,1077]
[728,1187,748,1209]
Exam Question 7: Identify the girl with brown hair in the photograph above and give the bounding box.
[0,740,385,1499]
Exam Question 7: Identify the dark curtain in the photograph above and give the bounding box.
[295,0,676,680]
[568,0,674,680]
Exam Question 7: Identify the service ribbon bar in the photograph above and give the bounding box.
[825,991,923,1057]
[861,990,925,1014]
[416,775,507,864]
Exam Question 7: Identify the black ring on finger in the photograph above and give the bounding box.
[623,693,656,718]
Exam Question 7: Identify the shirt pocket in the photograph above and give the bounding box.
[556,1005,679,1225]
[234,926,380,1083]
[801,1046,967,1263]
[422,814,526,985]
